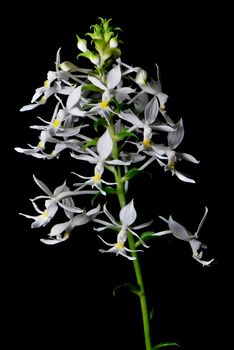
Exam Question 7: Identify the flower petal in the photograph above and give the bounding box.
[107,64,121,89]
[103,204,119,226]
[177,152,200,164]
[49,221,70,237]
[66,85,82,110]
[168,118,184,149]
[195,207,208,237]
[88,76,106,90]
[144,96,159,125]
[119,112,144,129]
[174,170,195,183]
[119,200,137,227]
[97,129,113,161]
[33,175,53,196]
[168,216,194,241]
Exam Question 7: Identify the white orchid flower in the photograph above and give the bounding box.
[20,49,85,112]
[72,165,116,196]
[87,64,135,122]
[156,207,214,266]
[135,64,169,112]
[94,200,152,260]
[14,129,60,158]
[139,119,199,182]
[160,119,199,183]
[19,175,95,228]
[98,234,142,260]
[120,97,174,146]
[71,128,130,170]
[41,204,101,245]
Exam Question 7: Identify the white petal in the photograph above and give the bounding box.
[144,96,159,125]
[132,220,153,230]
[105,159,131,166]
[72,213,90,226]
[168,118,184,149]
[20,103,40,112]
[118,251,136,260]
[40,236,69,245]
[86,204,101,217]
[168,216,194,241]
[66,86,82,110]
[128,228,149,248]
[71,153,98,164]
[157,92,168,107]
[97,235,115,247]
[119,200,137,226]
[193,257,214,266]
[158,216,169,224]
[103,204,119,226]
[153,230,172,236]
[107,65,121,89]
[151,124,175,132]
[189,238,202,256]
[195,207,208,237]
[119,112,144,128]
[177,152,200,164]
[49,221,70,237]
[88,76,106,90]
[97,129,113,161]
[175,170,195,183]
[33,175,53,196]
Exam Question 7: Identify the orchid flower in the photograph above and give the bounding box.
[119,96,174,151]
[41,204,101,245]
[19,176,83,227]
[155,207,214,266]
[139,119,199,182]
[19,49,85,112]
[71,128,130,172]
[94,200,152,260]
[87,64,135,123]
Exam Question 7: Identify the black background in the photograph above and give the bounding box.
[3,1,232,349]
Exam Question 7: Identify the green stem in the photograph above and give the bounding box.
[108,119,152,350]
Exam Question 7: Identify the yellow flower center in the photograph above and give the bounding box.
[143,138,151,148]
[100,100,108,109]
[51,150,57,157]
[64,231,70,239]
[168,161,175,170]
[52,119,61,127]
[42,210,48,219]
[115,241,125,250]
[39,95,46,104]
[37,141,45,148]
[92,173,102,183]
[160,104,166,111]
[44,80,49,88]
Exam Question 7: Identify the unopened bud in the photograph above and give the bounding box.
[77,35,88,52]
[110,36,118,48]
[90,53,100,65]
[135,69,147,85]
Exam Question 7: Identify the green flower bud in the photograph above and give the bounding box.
[76,35,88,52]
[110,35,118,48]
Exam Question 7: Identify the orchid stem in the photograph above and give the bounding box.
[108,118,152,350]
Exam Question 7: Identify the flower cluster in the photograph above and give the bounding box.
[16,18,212,266]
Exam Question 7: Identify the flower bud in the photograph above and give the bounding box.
[76,35,88,52]
[135,69,147,85]
[90,53,100,65]
[110,35,118,48]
